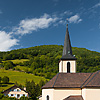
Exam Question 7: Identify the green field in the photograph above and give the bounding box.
[2,59,29,64]
[2,59,31,72]
[15,65,31,71]
[0,69,47,91]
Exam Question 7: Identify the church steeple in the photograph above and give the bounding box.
[59,23,77,73]
[61,24,76,60]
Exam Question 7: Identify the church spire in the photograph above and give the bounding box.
[59,21,77,73]
[61,23,76,60]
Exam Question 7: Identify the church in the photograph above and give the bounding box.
[40,24,100,100]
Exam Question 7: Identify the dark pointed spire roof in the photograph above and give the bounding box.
[61,24,76,60]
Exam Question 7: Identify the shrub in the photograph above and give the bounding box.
[0,93,4,99]
[2,76,9,84]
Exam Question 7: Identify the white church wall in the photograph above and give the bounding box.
[53,88,81,100]
[59,60,62,72]
[42,88,81,100]
[82,88,86,100]
[59,60,76,73]
[42,89,54,100]
[82,88,100,100]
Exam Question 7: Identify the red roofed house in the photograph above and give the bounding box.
[40,24,100,100]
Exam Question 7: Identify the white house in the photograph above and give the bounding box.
[41,24,100,100]
[2,85,29,99]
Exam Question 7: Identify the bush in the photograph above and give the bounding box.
[4,66,9,70]
[3,61,14,70]
[0,93,4,99]
[20,96,29,100]
[0,77,1,83]
[2,76,9,84]
[12,67,15,70]
[16,67,21,71]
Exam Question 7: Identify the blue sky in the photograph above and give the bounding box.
[0,0,100,52]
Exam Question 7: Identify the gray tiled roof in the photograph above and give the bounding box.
[61,24,76,60]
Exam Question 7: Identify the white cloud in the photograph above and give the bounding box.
[68,14,82,23]
[0,31,18,51]
[0,12,83,51]
[13,13,82,35]
[0,13,59,51]
[92,3,100,8]
[87,2,100,19]
[60,11,73,17]
[59,20,64,24]
[64,11,73,16]
[14,13,58,35]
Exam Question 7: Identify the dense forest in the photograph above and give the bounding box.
[0,45,100,79]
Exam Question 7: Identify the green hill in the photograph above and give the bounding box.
[0,45,100,80]
[0,69,47,91]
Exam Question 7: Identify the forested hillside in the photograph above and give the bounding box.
[0,45,100,79]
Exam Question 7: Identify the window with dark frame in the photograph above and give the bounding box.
[17,89,19,91]
[23,94,25,96]
[17,94,20,98]
[11,94,13,96]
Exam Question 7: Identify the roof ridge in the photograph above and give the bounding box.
[80,73,93,88]
[53,73,59,87]
[63,95,84,100]
[69,95,83,97]
[84,70,100,87]
[2,85,27,93]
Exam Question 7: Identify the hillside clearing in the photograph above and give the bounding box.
[0,69,47,91]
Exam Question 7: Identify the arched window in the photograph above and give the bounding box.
[46,95,49,100]
[67,62,70,73]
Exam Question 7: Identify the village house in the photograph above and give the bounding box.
[40,24,100,100]
[2,85,29,99]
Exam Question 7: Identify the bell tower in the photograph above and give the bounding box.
[59,24,77,73]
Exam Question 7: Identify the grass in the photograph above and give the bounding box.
[0,59,48,91]
[0,69,47,91]
[2,59,29,64]
[0,84,14,92]
[2,59,31,72]
[15,65,31,72]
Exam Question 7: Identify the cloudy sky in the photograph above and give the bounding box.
[0,0,100,52]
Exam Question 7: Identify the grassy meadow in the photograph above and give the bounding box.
[2,59,29,64]
[2,59,31,72]
[0,69,47,92]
